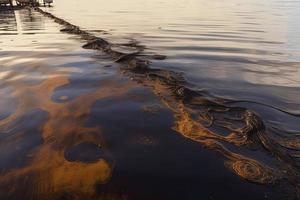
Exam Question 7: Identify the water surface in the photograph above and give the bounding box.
[0,1,300,199]
[47,0,300,114]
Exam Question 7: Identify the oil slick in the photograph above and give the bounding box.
[0,5,299,200]
[31,6,300,191]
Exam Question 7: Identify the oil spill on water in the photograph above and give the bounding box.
[0,109,48,172]
[0,7,299,200]
[85,89,289,200]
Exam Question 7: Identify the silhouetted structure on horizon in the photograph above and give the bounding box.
[0,0,52,7]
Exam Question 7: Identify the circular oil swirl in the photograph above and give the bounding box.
[229,160,277,184]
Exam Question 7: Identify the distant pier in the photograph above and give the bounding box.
[0,0,52,8]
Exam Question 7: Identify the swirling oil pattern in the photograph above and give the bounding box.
[0,1,299,200]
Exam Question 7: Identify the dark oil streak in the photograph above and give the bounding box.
[26,5,300,195]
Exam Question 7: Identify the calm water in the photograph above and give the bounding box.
[47,0,300,113]
[0,0,300,199]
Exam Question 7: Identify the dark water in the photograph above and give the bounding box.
[0,1,300,200]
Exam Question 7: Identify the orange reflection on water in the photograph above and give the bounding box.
[0,9,139,198]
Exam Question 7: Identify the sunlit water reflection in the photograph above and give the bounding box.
[46,0,300,112]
